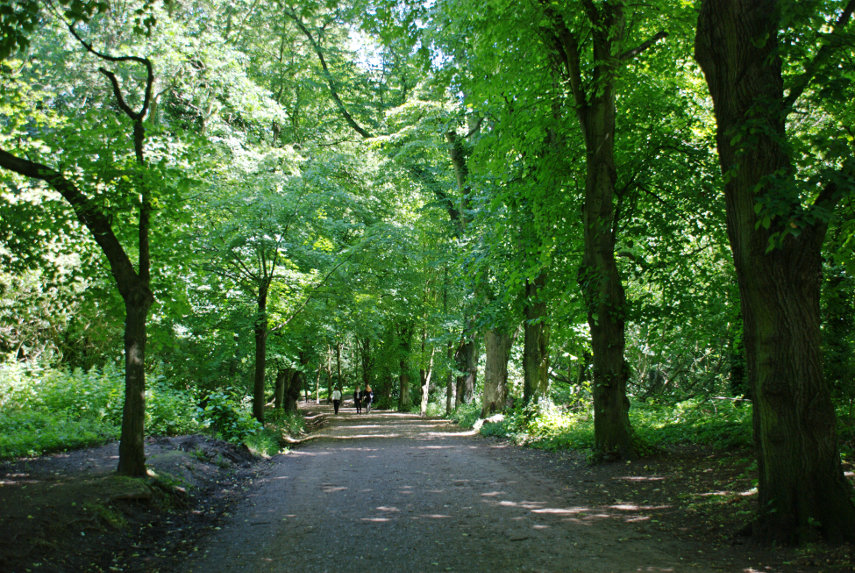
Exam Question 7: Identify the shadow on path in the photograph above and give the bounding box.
[181,402,775,573]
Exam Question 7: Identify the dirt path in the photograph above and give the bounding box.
[179,404,791,573]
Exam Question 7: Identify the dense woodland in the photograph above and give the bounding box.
[1,0,854,546]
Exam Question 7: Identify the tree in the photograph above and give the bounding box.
[539,0,668,459]
[695,0,855,543]
[0,9,165,475]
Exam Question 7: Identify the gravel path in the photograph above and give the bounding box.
[180,405,740,572]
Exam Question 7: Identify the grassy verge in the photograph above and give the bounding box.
[454,397,755,453]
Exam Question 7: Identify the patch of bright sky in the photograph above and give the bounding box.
[348,27,384,72]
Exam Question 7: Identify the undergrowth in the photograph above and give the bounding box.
[458,397,755,453]
[0,362,299,460]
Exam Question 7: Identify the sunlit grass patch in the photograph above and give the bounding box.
[472,397,753,453]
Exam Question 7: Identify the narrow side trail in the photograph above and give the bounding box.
[180,404,764,572]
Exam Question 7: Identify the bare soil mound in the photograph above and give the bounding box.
[0,434,262,572]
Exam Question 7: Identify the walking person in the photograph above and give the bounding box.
[364,384,374,414]
[353,386,363,414]
[331,387,342,415]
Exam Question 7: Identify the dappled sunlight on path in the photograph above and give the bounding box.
[181,401,781,573]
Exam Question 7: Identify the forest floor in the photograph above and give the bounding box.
[1,403,854,572]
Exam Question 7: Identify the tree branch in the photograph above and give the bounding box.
[0,146,139,297]
[783,0,855,113]
[67,23,154,122]
[619,31,668,61]
[282,7,373,139]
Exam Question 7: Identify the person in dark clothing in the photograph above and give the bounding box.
[353,386,363,414]
[363,384,374,414]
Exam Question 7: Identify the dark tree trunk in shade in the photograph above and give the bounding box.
[117,287,153,477]
[454,335,478,407]
[252,285,269,423]
[695,0,855,543]
[482,329,514,417]
[523,274,550,404]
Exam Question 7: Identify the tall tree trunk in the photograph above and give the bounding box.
[360,336,372,390]
[335,341,342,396]
[482,329,514,417]
[252,284,269,422]
[542,2,655,459]
[277,369,298,413]
[523,273,550,404]
[445,341,455,415]
[399,357,411,411]
[398,325,413,411]
[116,287,153,476]
[696,0,855,543]
[275,367,286,410]
[420,329,434,416]
[454,334,477,407]
[420,354,434,417]
[578,23,633,460]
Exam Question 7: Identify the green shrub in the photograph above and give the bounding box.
[145,372,199,435]
[0,410,117,458]
[243,427,282,457]
[197,390,262,444]
[423,402,446,418]
[472,397,753,454]
[631,398,753,449]
[450,402,481,429]
[0,361,200,459]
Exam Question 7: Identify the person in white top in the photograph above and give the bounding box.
[331,387,342,414]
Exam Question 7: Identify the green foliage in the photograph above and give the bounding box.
[0,410,113,458]
[196,390,263,444]
[0,362,198,459]
[449,401,481,429]
[423,401,445,418]
[476,398,753,453]
[265,408,306,437]
[242,427,283,457]
[631,399,753,450]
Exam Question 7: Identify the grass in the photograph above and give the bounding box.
[461,397,755,454]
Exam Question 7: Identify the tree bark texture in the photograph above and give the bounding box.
[116,287,153,476]
[455,335,477,407]
[482,329,514,417]
[252,285,269,423]
[420,330,434,416]
[284,369,302,413]
[445,342,455,415]
[274,368,286,410]
[696,0,855,543]
[523,274,550,404]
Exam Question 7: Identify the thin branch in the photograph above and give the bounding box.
[66,24,154,121]
[619,31,668,61]
[282,7,373,139]
[784,0,855,112]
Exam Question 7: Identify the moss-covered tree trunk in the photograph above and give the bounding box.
[696,0,855,543]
